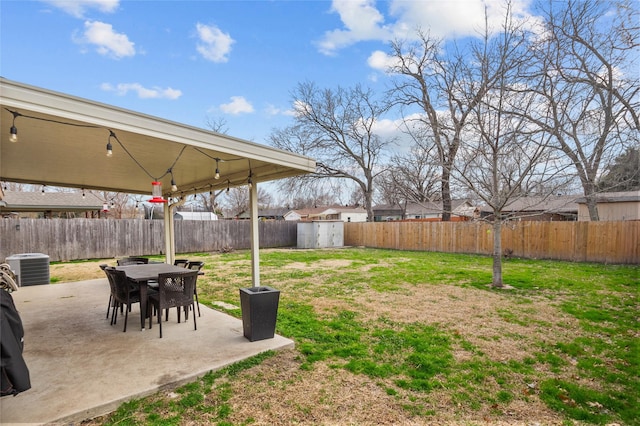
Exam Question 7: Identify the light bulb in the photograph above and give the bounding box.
[215,169,220,179]
[106,141,113,157]
[9,126,18,143]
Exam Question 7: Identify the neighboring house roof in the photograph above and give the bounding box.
[498,195,580,214]
[0,191,103,213]
[488,192,639,214]
[321,206,366,215]
[575,190,640,204]
[374,200,475,217]
[287,205,366,219]
[236,208,290,219]
[406,200,474,216]
[258,208,289,219]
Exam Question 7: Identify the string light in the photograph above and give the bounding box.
[106,131,116,157]
[41,185,46,195]
[4,108,254,197]
[169,169,178,192]
[247,172,253,189]
[9,111,20,143]
[82,188,86,198]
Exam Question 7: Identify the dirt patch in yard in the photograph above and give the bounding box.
[284,259,354,270]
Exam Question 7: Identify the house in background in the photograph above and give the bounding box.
[234,208,289,220]
[0,191,104,218]
[373,200,476,222]
[480,195,580,221]
[284,205,368,222]
[576,190,640,221]
[257,208,289,220]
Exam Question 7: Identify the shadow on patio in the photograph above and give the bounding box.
[0,279,294,425]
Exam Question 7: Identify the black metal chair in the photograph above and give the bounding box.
[104,267,141,332]
[117,257,149,266]
[147,270,198,338]
[174,259,189,268]
[186,261,204,317]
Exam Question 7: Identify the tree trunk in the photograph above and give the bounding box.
[492,219,503,288]
[585,196,599,221]
[441,167,452,222]
[583,182,600,221]
[364,188,374,222]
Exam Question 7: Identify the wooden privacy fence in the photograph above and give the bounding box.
[344,221,639,264]
[2,219,637,264]
[0,219,298,262]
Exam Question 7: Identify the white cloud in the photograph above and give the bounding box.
[373,117,402,138]
[220,96,254,114]
[317,0,391,55]
[42,0,119,18]
[76,20,135,59]
[101,82,182,99]
[318,0,535,56]
[388,0,533,39]
[265,104,283,116]
[195,23,235,63]
[367,50,400,71]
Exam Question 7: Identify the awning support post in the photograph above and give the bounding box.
[163,201,174,265]
[249,181,260,287]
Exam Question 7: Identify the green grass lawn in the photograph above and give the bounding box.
[62,248,638,425]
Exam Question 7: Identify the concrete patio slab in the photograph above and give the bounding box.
[0,279,294,425]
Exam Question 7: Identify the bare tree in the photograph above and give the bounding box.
[526,0,639,220]
[194,116,231,214]
[220,186,272,218]
[205,115,229,135]
[222,187,248,218]
[386,26,502,220]
[454,3,568,288]
[383,143,441,204]
[269,82,394,221]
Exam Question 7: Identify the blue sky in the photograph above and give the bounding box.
[1,0,538,146]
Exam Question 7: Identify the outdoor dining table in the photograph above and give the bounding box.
[115,263,197,330]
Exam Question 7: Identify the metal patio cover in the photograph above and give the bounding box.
[0,78,315,197]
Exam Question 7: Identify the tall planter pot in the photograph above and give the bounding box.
[239,286,280,341]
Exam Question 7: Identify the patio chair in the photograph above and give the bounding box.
[174,259,189,268]
[117,257,149,266]
[145,258,188,291]
[100,264,115,319]
[105,267,141,332]
[147,270,198,338]
[149,259,189,313]
[186,261,205,317]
